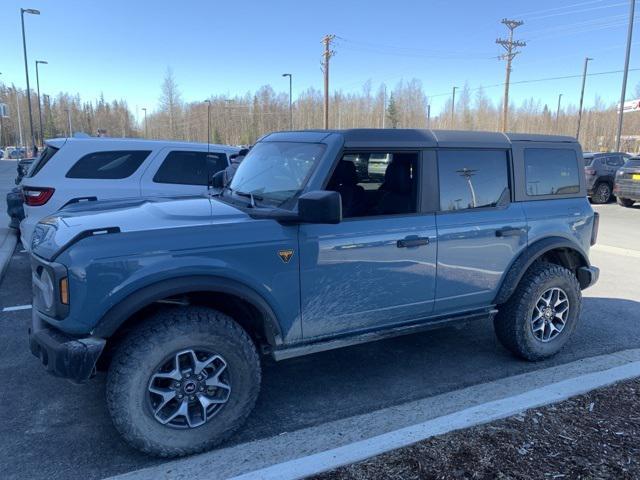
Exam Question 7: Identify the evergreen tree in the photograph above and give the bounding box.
[386,93,399,128]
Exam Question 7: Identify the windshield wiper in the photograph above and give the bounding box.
[235,190,263,208]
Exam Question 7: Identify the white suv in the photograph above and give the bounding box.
[21,137,239,250]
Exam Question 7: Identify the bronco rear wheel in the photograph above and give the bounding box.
[494,262,581,361]
[106,306,261,457]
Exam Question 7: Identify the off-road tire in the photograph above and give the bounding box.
[494,262,581,361]
[617,197,635,208]
[590,182,612,204]
[106,306,261,457]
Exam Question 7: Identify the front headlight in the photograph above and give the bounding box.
[31,222,56,251]
[39,269,55,310]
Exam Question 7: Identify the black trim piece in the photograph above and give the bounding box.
[29,321,105,384]
[61,196,98,209]
[51,227,121,261]
[272,308,497,361]
[92,275,283,346]
[494,237,590,305]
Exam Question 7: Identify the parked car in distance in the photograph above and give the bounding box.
[28,129,599,458]
[583,151,631,204]
[20,137,239,250]
[4,146,27,159]
[614,156,640,207]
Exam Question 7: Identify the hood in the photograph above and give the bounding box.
[32,196,248,260]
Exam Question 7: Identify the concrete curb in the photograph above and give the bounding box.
[0,229,18,283]
[106,349,640,480]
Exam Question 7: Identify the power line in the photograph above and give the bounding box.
[525,2,627,21]
[513,0,611,18]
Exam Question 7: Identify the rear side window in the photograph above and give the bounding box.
[524,149,580,196]
[583,157,594,167]
[28,145,59,177]
[438,150,509,211]
[66,150,150,179]
[153,151,228,185]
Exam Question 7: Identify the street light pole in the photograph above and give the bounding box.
[35,60,47,146]
[576,57,593,141]
[616,0,636,151]
[21,8,40,154]
[141,108,147,137]
[282,73,293,130]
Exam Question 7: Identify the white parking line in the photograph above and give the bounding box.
[593,243,640,258]
[2,304,32,312]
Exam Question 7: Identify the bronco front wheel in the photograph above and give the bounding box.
[106,306,261,457]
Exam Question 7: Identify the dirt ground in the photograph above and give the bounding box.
[314,378,640,480]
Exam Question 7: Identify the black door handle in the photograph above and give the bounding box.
[495,227,525,237]
[397,236,430,248]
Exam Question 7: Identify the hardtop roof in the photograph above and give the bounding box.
[261,128,578,149]
[44,137,240,151]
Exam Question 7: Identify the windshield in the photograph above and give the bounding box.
[229,141,326,206]
[625,159,640,168]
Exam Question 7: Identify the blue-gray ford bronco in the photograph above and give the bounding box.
[28,129,600,457]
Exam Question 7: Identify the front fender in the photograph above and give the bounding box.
[92,274,283,346]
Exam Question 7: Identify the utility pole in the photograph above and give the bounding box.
[616,0,636,151]
[576,57,593,140]
[382,84,386,128]
[451,86,458,128]
[321,34,336,130]
[282,73,293,130]
[427,104,431,128]
[496,19,526,133]
[556,93,563,132]
[457,168,478,208]
[204,100,211,152]
[65,108,72,137]
[141,107,147,137]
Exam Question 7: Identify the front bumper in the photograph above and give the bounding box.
[29,310,105,384]
[577,265,599,290]
[613,182,640,201]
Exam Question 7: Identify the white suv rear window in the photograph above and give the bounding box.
[66,150,151,179]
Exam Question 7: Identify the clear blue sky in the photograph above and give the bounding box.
[1,0,639,120]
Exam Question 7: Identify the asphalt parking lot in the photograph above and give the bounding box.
[0,166,639,479]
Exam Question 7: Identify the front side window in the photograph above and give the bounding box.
[524,148,580,196]
[438,150,509,211]
[327,152,418,218]
[66,150,151,179]
[229,142,325,207]
[606,156,624,167]
[153,151,227,185]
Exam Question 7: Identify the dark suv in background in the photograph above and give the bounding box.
[584,152,631,203]
[614,156,640,207]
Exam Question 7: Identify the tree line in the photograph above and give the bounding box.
[1,69,640,153]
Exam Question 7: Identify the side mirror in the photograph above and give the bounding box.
[210,170,226,189]
[297,190,342,224]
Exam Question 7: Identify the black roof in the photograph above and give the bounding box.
[262,129,578,149]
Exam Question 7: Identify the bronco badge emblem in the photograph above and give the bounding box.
[278,249,294,263]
